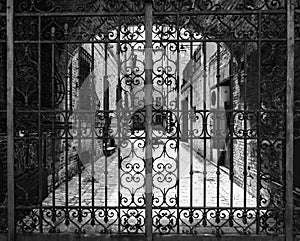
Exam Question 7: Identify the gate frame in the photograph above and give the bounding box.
[6,0,15,241]
[286,0,295,241]
[5,0,296,240]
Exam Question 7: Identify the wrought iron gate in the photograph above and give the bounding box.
[0,0,298,240]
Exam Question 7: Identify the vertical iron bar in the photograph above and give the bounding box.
[69,63,73,112]
[203,42,207,208]
[216,43,220,208]
[89,40,96,228]
[189,92,194,201]
[286,0,295,240]
[176,13,180,233]
[7,0,15,240]
[51,27,56,211]
[38,15,43,233]
[228,45,234,198]
[91,41,95,209]
[145,1,153,239]
[117,17,121,233]
[189,42,193,209]
[63,25,72,228]
[104,42,108,211]
[78,47,82,212]
[64,24,69,217]
[243,42,248,209]
[229,42,234,225]
[256,12,262,234]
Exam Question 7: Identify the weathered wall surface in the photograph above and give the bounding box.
[46,42,119,191]
[180,42,263,197]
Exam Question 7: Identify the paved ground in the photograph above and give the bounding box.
[43,138,256,208]
[21,134,257,233]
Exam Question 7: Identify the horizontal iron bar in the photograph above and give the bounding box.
[12,136,286,141]
[15,206,278,210]
[153,10,287,15]
[0,234,286,241]
[14,40,145,44]
[13,39,287,44]
[13,109,286,113]
[13,9,286,17]
[14,11,145,17]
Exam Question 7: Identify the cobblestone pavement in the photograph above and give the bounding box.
[25,135,257,233]
[43,138,256,208]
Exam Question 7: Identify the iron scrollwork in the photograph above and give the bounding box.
[0,0,291,237]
